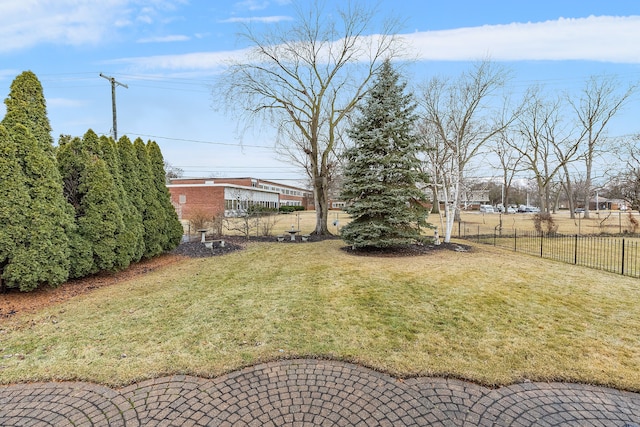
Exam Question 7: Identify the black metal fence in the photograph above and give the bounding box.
[461,227,640,278]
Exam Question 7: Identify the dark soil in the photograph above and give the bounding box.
[170,238,245,257]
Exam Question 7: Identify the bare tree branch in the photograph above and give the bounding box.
[214,0,403,234]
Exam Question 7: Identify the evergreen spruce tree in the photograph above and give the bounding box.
[147,140,184,250]
[134,137,165,258]
[340,60,428,249]
[117,135,146,260]
[1,71,73,291]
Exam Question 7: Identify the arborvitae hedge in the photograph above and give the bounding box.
[0,125,31,292]
[1,71,184,291]
[116,135,146,261]
[1,71,73,291]
[147,141,184,250]
[134,137,166,258]
[100,135,145,269]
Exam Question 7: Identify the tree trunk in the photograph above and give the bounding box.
[430,185,440,214]
[562,163,576,219]
[0,263,5,294]
[313,174,331,235]
[584,163,593,219]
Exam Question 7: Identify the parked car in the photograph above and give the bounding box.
[506,206,517,214]
[574,207,585,214]
[518,205,540,213]
[479,205,494,213]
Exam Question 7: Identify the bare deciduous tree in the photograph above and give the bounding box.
[567,75,637,218]
[215,0,403,235]
[614,135,640,210]
[418,60,512,242]
[508,87,582,213]
[491,128,523,213]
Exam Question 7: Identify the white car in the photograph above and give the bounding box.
[479,205,494,213]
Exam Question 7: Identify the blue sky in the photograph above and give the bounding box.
[1,0,639,183]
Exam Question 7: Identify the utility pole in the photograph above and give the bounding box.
[99,73,128,140]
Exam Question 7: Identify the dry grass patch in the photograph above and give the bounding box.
[457,210,639,235]
[0,240,639,391]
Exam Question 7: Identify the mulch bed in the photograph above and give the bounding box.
[174,235,471,258]
[171,234,342,257]
[340,241,471,257]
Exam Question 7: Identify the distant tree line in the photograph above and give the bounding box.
[0,71,183,292]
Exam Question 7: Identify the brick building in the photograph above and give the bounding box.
[167,177,313,220]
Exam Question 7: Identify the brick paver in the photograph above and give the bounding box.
[1,359,639,425]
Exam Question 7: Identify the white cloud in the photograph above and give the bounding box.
[0,0,125,52]
[106,49,254,72]
[234,0,269,11]
[109,15,640,73]
[219,15,293,24]
[137,35,191,43]
[405,15,640,63]
[0,0,187,52]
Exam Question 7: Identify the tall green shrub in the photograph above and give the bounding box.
[134,137,166,258]
[57,130,127,276]
[147,140,183,250]
[100,135,145,267]
[0,126,30,292]
[117,136,146,260]
[57,135,94,278]
[2,71,54,153]
[77,155,126,273]
[2,125,72,290]
[1,71,72,291]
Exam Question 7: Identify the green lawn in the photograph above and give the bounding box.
[1,240,639,391]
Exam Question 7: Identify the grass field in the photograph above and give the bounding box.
[192,209,639,240]
[454,209,640,236]
[1,239,639,391]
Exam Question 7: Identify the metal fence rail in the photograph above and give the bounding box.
[464,228,640,278]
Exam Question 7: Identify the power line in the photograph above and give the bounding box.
[124,132,274,149]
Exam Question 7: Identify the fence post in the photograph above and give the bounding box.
[574,234,578,264]
[622,238,626,276]
[477,225,480,243]
[540,231,544,257]
[514,229,517,252]
[619,211,622,234]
